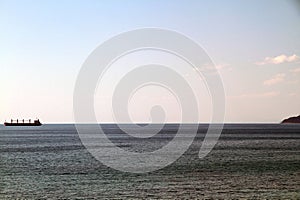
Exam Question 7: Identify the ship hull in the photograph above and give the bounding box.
[4,122,42,126]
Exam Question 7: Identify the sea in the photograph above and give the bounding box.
[0,124,299,199]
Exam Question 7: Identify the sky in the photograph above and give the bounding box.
[0,0,300,123]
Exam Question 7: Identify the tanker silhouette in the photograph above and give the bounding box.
[4,119,42,126]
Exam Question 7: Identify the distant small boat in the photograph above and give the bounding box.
[4,119,42,126]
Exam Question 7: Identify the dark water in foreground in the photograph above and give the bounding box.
[0,124,299,199]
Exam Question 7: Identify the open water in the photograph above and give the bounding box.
[0,124,299,199]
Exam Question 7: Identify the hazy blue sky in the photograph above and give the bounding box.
[1,0,300,123]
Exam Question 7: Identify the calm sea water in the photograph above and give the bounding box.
[0,124,299,199]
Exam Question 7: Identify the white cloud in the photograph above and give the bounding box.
[199,63,232,72]
[263,73,286,86]
[288,92,297,97]
[229,91,280,99]
[290,67,300,73]
[215,64,232,70]
[287,79,298,84]
[256,54,299,65]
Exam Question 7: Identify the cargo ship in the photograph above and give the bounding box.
[4,119,42,126]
